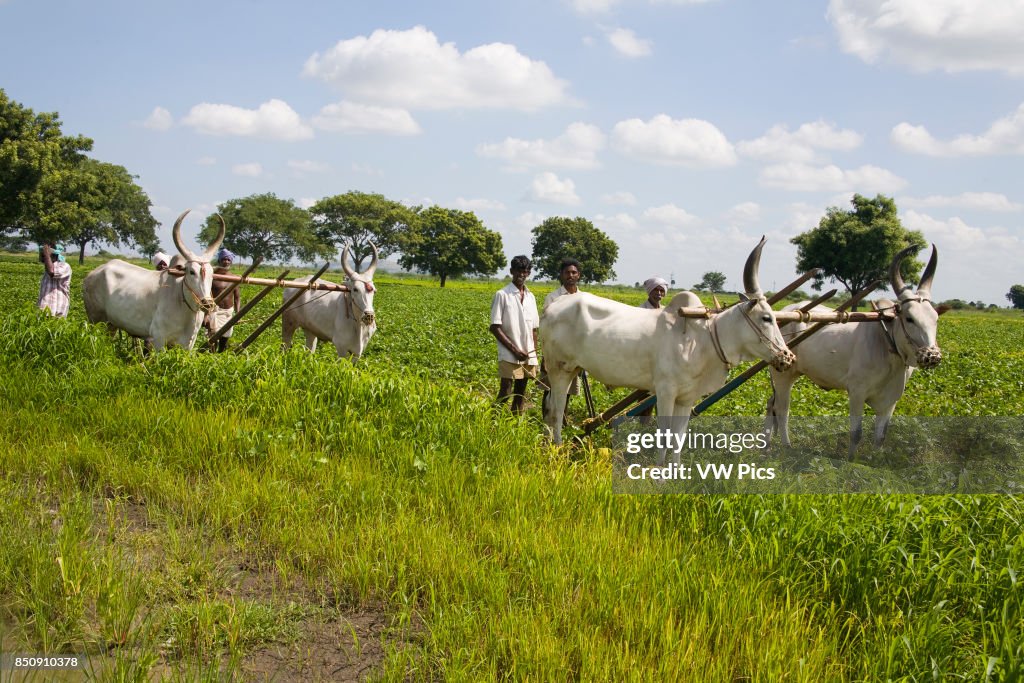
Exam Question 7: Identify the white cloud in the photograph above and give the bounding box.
[297,197,318,210]
[196,156,216,166]
[351,162,384,176]
[454,197,507,211]
[611,114,737,167]
[738,120,863,163]
[759,162,907,193]
[594,212,640,231]
[828,0,1024,75]
[476,122,605,170]
[891,104,1024,157]
[601,191,637,205]
[303,26,572,112]
[182,99,313,141]
[231,163,263,177]
[605,27,653,57]
[901,210,1023,303]
[642,203,699,225]
[143,106,173,131]
[725,201,762,224]
[526,172,581,205]
[312,101,422,136]
[287,160,330,173]
[901,192,1023,212]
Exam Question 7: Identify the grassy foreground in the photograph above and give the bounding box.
[0,254,1022,681]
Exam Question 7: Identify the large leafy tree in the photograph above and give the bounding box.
[530,216,618,283]
[26,158,159,263]
[694,271,727,292]
[1007,285,1024,310]
[309,191,414,271]
[398,206,504,287]
[792,194,927,302]
[198,193,327,263]
[1,89,92,232]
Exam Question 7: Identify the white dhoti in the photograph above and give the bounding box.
[210,308,235,337]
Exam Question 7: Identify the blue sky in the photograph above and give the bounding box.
[2,0,1022,305]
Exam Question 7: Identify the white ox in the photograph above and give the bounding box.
[82,210,224,350]
[764,245,944,457]
[281,244,378,361]
[541,239,796,455]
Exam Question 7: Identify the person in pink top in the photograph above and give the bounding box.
[37,243,72,317]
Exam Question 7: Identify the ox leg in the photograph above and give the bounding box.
[654,390,680,466]
[543,370,574,444]
[281,317,296,351]
[870,397,899,450]
[305,334,319,353]
[848,393,867,459]
[768,371,797,447]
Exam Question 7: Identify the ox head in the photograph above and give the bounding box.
[729,237,795,371]
[172,209,224,314]
[341,243,378,326]
[889,244,942,368]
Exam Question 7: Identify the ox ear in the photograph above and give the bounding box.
[935,304,952,316]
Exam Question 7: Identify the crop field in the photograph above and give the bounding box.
[1,252,1023,681]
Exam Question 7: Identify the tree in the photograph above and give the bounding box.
[198,193,327,263]
[792,194,927,304]
[1007,285,1024,310]
[530,217,618,283]
[694,271,727,292]
[398,206,504,287]
[309,191,414,270]
[1,89,92,234]
[25,158,159,264]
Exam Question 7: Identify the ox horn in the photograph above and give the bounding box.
[363,242,379,278]
[889,245,918,298]
[341,244,357,280]
[172,210,198,262]
[202,214,226,262]
[743,236,766,296]
[917,244,938,295]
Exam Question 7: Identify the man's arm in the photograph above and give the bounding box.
[490,323,528,361]
[42,245,55,278]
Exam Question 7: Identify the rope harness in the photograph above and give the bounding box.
[874,295,942,368]
[180,261,216,313]
[709,298,795,371]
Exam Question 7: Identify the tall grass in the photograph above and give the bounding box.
[0,309,1020,681]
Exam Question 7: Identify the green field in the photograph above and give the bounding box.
[1,252,1022,681]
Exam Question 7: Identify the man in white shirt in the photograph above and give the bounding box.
[490,255,540,414]
[37,243,72,318]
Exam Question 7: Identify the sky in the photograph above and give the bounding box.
[2,0,1022,305]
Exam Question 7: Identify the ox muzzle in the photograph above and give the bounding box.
[916,346,942,369]
[361,310,375,326]
[770,348,796,372]
[199,297,217,314]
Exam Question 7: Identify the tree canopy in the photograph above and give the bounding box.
[1007,285,1024,310]
[1,89,93,231]
[694,271,727,292]
[309,191,414,271]
[30,158,159,263]
[530,217,618,283]
[792,194,927,299]
[198,193,327,263]
[398,207,504,287]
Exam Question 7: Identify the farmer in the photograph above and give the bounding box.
[151,251,170,271]
[206,248,240,353]
[37,243,72,318]
[490,255,540,415]
[540,259,583,419]
[640,277,669,309]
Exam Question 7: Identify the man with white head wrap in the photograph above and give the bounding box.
[151,251,170,271]
[640,277,669,309]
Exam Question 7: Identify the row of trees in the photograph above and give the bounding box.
[192,191,623,287]
[1,90,159,263]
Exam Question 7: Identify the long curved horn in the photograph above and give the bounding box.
[341,244,357,280]
[202,214,226,262]
[743,236,766,296]
[172,210,198,261]
[889,245,918,297]
[363,242,379,278]
[917,244,938,295]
